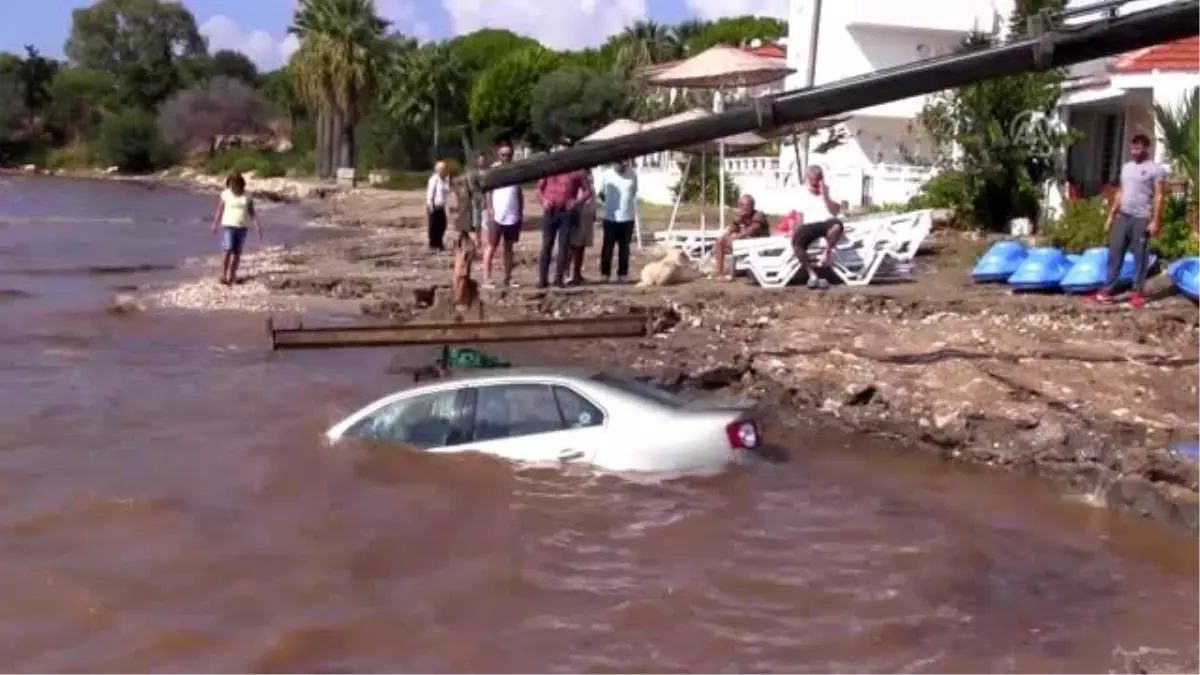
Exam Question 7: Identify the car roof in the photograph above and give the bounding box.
[410,366,602,389]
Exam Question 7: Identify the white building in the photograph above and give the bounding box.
[632,0,1198,216]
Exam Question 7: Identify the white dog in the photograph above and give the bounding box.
[637,246,693,287]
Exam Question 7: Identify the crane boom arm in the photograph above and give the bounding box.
[475,0,1198,192]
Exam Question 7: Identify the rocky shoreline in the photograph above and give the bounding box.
[136,188,1200,532]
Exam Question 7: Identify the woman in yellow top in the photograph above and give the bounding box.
[210,172,263,285]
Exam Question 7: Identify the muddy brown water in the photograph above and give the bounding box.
[0,175,1196,673]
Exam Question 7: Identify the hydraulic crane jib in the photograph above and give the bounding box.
[470,0,1199,193]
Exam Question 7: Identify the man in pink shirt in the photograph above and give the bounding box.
[536,144,593,289]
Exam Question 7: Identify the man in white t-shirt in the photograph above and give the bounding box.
[483,139,524,288]
[790,164,844,289]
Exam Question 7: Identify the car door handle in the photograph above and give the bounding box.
[557,448,584,461]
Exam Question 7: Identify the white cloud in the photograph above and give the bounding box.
[377,0,434,40]
[199,14,296,70]
[439,0,648,50]
[684,0,789,21]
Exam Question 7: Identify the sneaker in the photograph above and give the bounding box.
[1127,292,1147,308]
[482,279,496,290]
[617,275,629,284]
[1088,290,1114,303]
[600,275,611,284]
[806,276,820,289]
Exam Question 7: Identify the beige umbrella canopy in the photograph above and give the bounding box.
[581,118,643,142]
[643,108,769,155]
[646,45,795,89]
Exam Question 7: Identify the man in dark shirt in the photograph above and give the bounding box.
[714,194,771,279]
[536,145,593,288]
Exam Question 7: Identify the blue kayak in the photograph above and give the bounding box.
[972,240,1027,283]
[1168,256,1199,301]
[1007,247,1078,290]
[1171,441,1199,461]
[1060,247,1160,294]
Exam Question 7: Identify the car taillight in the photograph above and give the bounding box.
[725,420,759,450]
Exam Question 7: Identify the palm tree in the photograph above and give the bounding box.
[289,0,388,178]
[615,21,680,74]
[385,40,464,164]
[1155,86,1200,232]
[671,20,707,56]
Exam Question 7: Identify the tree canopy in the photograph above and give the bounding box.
[530,67,632,145]
[66,0,206,109]
[469,45,562,143]
[1,2,795,176]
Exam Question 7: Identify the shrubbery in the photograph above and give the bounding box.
[95,109,173,173]
[1041,196,1107,252]
[672,155,740,206]
[1040,192,1199,260]
[204,148,287,178]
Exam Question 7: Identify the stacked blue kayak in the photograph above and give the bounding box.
[1060,247,1159,294]
[972,241,1172,293]
[1168,257,1199,301]
[1007,247,1080,290]
[971,240,1028,283]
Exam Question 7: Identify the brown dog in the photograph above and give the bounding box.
[452,232,485,321]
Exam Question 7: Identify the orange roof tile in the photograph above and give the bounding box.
[1112,36,1198,73]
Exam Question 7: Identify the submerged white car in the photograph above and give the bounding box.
[327,368,762,474]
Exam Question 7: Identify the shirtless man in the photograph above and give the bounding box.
[714,194,770,279]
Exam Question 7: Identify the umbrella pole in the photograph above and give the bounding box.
[668,155,691,235]
[718,139,726,234]
[700,153,707,238]
[791,133,804,186]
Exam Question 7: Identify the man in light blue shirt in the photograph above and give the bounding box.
[595,160,639,283]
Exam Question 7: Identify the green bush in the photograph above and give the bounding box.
[908,170,967,211]
[1044,193,1200,260]
[46,142,95,170]
[95,108,172,173]
[1153,192,1200,260]
[1041,196,1107,253]
[672,155,739,206]
[204,148,284,178]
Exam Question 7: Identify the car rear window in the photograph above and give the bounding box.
[590,373,690,409]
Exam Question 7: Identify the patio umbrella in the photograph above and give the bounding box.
[581,118,644,142]
[646,46,795,233]
[645,46,794,89]
[643,108,771,237]
[643,108,769,155]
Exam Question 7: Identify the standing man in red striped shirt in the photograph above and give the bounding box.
[536,144,593,289]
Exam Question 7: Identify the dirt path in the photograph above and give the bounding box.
[143,188,1200,532]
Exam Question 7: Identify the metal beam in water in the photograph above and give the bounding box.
[473,0,1199,191]
[269,314,655,350]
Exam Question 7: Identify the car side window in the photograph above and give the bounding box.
[553,386,604,429]
[472,384,566,442]
[348,389,468,449]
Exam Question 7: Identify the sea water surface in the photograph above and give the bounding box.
[0,174,1195,672]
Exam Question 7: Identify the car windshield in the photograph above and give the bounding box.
[590,373,691,409]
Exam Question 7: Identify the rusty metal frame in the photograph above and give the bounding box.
[268,313,656,350]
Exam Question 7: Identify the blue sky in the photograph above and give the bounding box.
[3,0,789,70]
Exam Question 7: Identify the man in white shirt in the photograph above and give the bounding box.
[425,160,450,251]
[484,140,524,288]
[790,164,844,289]
[596,160,638,283]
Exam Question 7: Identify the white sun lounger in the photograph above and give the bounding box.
[731,215,891,273]
[737,209,933,288]
[653,229,721,261]
[828,210,933,286]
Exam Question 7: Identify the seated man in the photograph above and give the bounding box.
[714,194,771,279]
[790,164,844,289]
